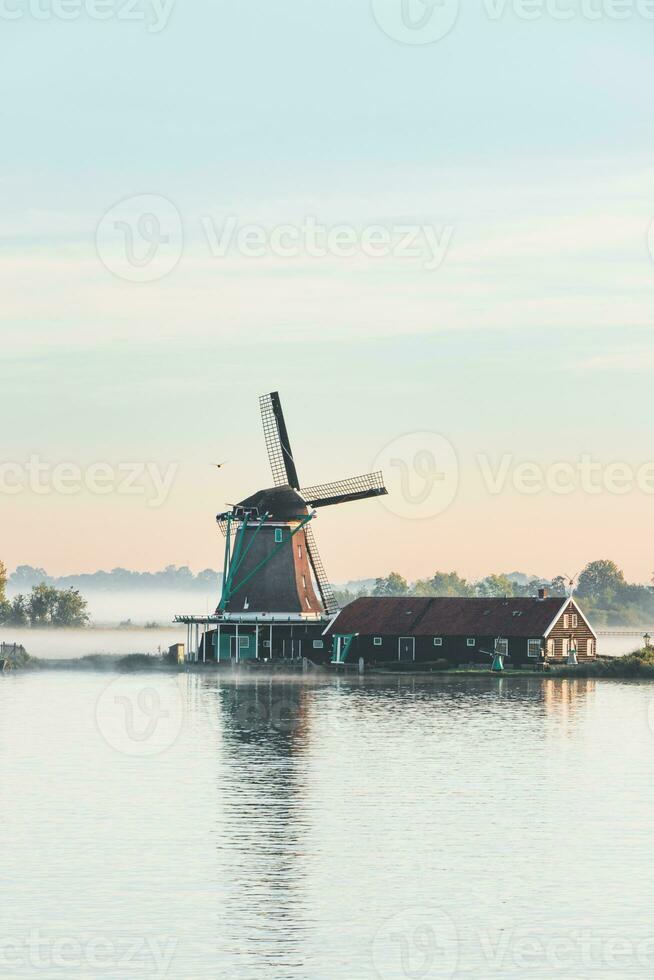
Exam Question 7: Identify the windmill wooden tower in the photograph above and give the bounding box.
[217,391,387,618]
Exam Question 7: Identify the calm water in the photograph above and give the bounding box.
[2,671,654,979]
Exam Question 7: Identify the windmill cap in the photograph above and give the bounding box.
[236,485,310,521]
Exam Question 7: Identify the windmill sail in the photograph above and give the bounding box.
[304,524,338,615]
[259,391,300,488]
[302,472,387,509]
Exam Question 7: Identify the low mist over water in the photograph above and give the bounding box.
[0,626,644,661]
[0,626,185,660]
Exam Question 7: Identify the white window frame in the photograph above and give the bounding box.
[239,636,250,649]
[433,637,443,647]
[572,614,578,628]
[312,640,324,649]
[586,638,595,657]
[563,614,570,629]
[528,638,541,658]
[466,638,476,647]
[373,637,383,646]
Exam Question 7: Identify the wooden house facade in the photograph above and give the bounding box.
[324,593,597,668]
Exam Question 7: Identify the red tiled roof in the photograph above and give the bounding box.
[325,596,569,638]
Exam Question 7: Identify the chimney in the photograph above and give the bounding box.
[538,587,548,600]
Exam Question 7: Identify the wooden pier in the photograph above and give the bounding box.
[1,642,28,671]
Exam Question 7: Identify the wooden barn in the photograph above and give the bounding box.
[324,592,597,668]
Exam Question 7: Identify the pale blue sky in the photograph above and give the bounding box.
[2,0,654,582]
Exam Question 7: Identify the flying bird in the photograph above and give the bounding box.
[212,461,228,469]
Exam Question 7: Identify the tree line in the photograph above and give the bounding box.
[334,560,654,627]
[7,564,220,593]
[0,562,89,628]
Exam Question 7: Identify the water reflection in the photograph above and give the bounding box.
[182,672,599,977]
[200,677,314,975]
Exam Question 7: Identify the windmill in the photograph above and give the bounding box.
[215,391,387,619]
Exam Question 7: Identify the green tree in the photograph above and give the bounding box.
[576,560,626,602]
[475,574,517,598]
[333,588,366,608]
[52,588,90,627]
[373,572,409,597]
[15,582,91,628]
[0,561,9,625]
[7,595,29,627]
[27,583,60,626]
[412,571,474,597]
[549,575,569,597]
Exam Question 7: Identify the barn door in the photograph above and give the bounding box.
[398,637,415,662]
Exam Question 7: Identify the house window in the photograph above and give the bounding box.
[587,639,595,657]
[528,639,541,658]
[572,614,578,628]
[563,614,570,629]
[313,640,324,649]
[546,639,555,657]
[467,638,476,647]
[433,637,443,647]
[263,640,271,648]
[274,529,283,544]
[373,637,383,646]
[496,638,508,656]
[239,636,250,648]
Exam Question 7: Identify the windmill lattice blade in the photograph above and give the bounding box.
[305,524,339,615]
[302,471,387,509]
[259,391,300,488]
[216,516,237,537]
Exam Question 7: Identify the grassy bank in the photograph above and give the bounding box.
[552,648,654,679]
